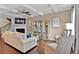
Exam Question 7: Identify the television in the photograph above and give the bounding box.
[16,28,25,33]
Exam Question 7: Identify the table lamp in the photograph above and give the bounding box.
[65,23,72,36]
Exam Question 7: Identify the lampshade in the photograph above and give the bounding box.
[65,23,73,29]
[65,23,73,36]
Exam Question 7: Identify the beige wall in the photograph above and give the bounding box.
[27,10,71,40]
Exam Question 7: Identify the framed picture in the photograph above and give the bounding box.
[53,17,60,27]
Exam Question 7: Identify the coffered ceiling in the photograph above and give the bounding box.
[0,4,73,18]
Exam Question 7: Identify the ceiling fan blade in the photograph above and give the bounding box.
[17,10,31,15]
[26,13,31,15]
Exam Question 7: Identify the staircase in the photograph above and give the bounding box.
[0,19,11,38]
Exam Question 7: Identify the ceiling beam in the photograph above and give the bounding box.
[22,4,43,15]
[0,12,28,18]
[0,5,18,13]
[0,5,35,17]
[48,4,56,13]
[0,5,28,18]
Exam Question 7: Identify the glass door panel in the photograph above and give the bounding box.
[33,21,48,40]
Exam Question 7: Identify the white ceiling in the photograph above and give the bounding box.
[0,4,73,18]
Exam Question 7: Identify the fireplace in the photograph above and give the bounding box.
[16,28,25,33]
[15,27,26,39]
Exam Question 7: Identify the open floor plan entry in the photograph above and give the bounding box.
[0,4,79,54]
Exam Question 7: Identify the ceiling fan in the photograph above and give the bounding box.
[16,10,31,16]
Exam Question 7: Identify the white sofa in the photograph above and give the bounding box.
[2,31,37,53]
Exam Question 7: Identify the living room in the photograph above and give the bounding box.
[0,4,75,54]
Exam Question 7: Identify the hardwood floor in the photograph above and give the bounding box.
[0,37,39,54]
[0,34,75,54]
